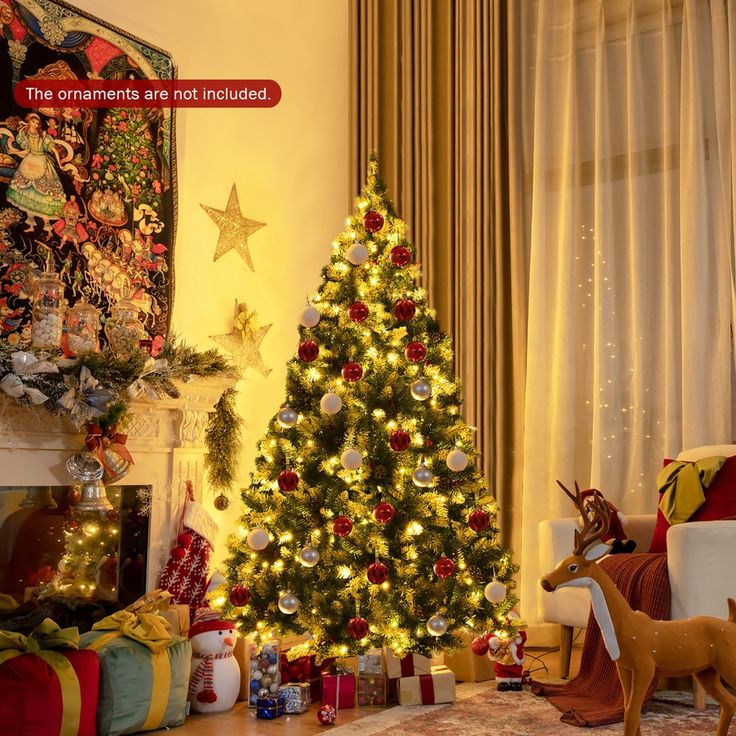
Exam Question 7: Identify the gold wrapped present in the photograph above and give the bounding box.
[397,665,456,705]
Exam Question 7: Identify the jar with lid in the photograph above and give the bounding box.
[66,299,100,355]
[31,258,64,350]
[104,297,145,354]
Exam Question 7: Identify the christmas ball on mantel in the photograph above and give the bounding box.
[342,361,363,382]
[332,515,353,537]
[278,592,300,614]
[363,210,384,233]
[367,561,388,585]
[320,392,343,415]
[468,508,490,533]
[410,378,432,401]
[433,556,456,579]
[426,614,449,637]
[346,242,369,265]
[298,339,319,362]
[390,245,412,267]
[247,528,270,551]
[412,463,434,487]
[389,429,411,452]
[214,494,230,511]
[340,448,363,471]
[317,704,337,725]
[277,469,299,492]
[299,305,321,328]
[405,341,426,362]
[299,545,320,567]
[484,580,507,603]
[373,501,395,524]
[230,584,251,607]
[394,299,416,322]
[446,449,469,472]
[347,616,369,640]
[348,301,369,322]
[277,405,298,428]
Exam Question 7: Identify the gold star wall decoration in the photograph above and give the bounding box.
[201,184,266,270]
[210,301,272,377]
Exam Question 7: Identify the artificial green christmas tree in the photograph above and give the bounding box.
[217,157,518,657]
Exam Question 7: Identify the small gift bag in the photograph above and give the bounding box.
[384,647,432,679]
[278,682,311,713]
[321,661,356,709]
[397,665,456,705]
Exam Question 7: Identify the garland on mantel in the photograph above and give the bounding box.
[0,337,242,492]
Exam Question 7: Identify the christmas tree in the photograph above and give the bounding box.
[217,157,518,656]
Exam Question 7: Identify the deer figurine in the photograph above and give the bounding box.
[540,481,736,736]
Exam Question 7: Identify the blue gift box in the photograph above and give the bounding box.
[256,695,286,719]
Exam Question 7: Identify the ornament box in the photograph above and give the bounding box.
[245,638,281,706]
[396,665,456,706]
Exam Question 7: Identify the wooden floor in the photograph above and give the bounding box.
[173,646,582,736]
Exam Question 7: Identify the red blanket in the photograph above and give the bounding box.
[531,553,670,726]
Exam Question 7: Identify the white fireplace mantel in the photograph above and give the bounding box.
[0,375,235,587]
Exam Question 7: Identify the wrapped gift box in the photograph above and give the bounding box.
[256,696,283,719]
[281,651,335,700]
[278,682,311,713]
[157,604,189,636]
[321,669,356,709]
[358,650,384,675]
[397,666,456,705]
[0,619,99,736]
[81,611,191,734]
[357,674,388,707]
[441,631,495,682]
[385,647,432,679]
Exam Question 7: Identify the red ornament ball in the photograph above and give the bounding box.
[373,502,396,524]
[471,635,490,656]
[347,616,369,640]
[363,210,384,233]
[389,429,411,452]
[317,704,337,725]
[177,532,192,549]
[171,544,186,560]
[394,299,416,322]
[390,245,412,267]
[342,362,363,382]
[348,301,369,323]
[277,469,299,492]
[468,508,490,533]
[433,556,456,579]
[332,516,353,537]
[405,341,427,362]
[367,561,389,585]
[298,340,319,362]
[64,518,79,534]
[106,510,120,523]
[423,437,434,448]
[229,584,251,607]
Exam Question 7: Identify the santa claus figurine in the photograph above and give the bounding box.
[488,630,527,691]
[579,488,636,554]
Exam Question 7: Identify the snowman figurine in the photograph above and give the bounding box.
[188,607,241,713]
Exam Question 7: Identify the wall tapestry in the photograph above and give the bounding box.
[0,0,175,348]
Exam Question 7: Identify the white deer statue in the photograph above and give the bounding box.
[540,481,736,736]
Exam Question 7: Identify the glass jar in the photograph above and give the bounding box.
[104,298,145,354]
[31,267,64,349]
[66,299,100,355]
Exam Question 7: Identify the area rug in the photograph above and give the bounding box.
[329,685,721,736]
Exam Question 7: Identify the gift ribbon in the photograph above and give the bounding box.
[400,654,415,678]
[0,619,82,736]
[85,423,135,470]
[657,455,726,524]
[418,674,436,704]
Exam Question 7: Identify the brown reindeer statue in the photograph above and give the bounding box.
[540,481,736,736]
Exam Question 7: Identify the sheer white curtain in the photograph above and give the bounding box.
[520,0,736,624]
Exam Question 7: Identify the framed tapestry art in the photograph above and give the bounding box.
[0,0,175,349]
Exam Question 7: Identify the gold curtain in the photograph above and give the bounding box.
[349,0,528,552]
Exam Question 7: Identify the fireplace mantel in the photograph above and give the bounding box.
[0,375,235,587]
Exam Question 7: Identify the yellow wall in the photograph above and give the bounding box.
[72,0,350,563]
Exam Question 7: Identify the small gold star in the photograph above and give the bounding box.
[210,302,272,377]
[201,184,265,270]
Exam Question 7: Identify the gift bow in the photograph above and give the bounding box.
[58,366,114,428]
[657,455,726,525]
[125,588,171,616]
[85,423,134,468]
[128,357,168,400]
[0,617,79,658]
[91,609,172,652]
[0,350,58,405]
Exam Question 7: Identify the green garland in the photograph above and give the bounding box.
[204,388,243,492]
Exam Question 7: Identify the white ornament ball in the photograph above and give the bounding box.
[299,545,320,567]
[484,580,507,603]
[346,242,369,265]
[252,669,263,681]
[340,448,363,471]
[269,682,279,693]
[247,528,270,551]
[266,664,278,676]
[446,449,469,472]
[410,378,432,401]
[412,464,434,487]
[277,405,298,428]
[320,392,343,415]
[278,592,300,614]
[299,305,321,328]
[426,614,449,637]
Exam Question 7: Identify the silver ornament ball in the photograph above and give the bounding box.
[320,392,343,415]
[277,406,298,428]
[426,614,449,637]
[346,242,369,265]
[484,580,507,603]
[446,448,469,472]
[412,463,434,487]
[410,378,432,401]
[278,592,300,614]
[340,448,363,471]
[299,545,320,567]
[269,682,279,693]
[247,528,270,551]
[266,664,278,676]
[257,687,270,698]
[299,305,321,328]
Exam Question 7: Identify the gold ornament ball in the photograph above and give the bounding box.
[214,494,230,511]
[446,449,469,472]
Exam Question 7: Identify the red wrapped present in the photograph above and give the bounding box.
[321,671,356,710]
[0,618,99,736]
[280,652,334,700]
[384,647,432,679]
[397,666,456,705]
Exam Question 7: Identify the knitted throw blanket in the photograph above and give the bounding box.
[531,553,670,727]
[188,651,233,698]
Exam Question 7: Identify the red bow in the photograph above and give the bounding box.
[85,423,134,470]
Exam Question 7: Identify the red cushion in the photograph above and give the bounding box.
[648,454,736,553]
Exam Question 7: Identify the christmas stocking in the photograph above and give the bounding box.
[159,496,218,610]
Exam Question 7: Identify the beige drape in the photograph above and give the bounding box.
[349,0,529,553]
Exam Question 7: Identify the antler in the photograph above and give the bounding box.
[556,480,611,555]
